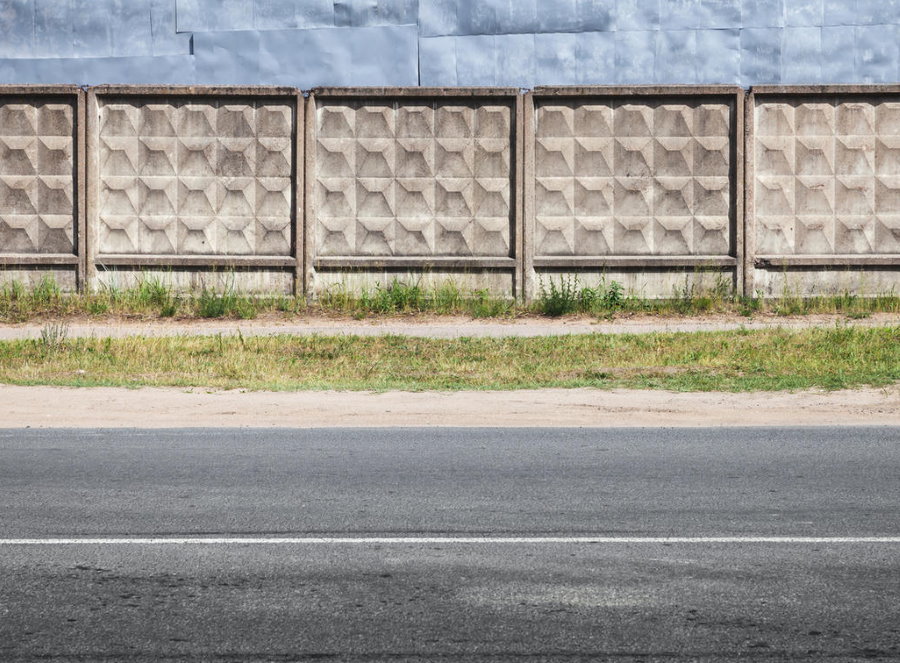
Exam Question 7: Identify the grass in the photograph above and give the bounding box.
[0,274,897,322]
[320,281,515,318]
[4,325,898,392]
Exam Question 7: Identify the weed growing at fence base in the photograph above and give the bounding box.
[319,281,514,318]
[0,275,898,322]
[0,326,896,392]
[536,276,627,316]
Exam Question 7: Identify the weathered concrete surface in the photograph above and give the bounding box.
[533,99,733,257]
[0,96,77,255]
[95,94,294,256]
[312,267,516,297]
[92,266,295,295]
[526,87,743,299]
[0,267,77,290]
[0,385,896,428]
[308,89,520,297]
[314,98,514,258]
[0,88,83,291]
[748,87,900,296]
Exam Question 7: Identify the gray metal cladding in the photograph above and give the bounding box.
[192,25,419,88]
[0,0,898,87]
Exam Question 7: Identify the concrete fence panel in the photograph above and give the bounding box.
[525,86,745,300]
[747,85,900,297]
[0,86,84,291]
[86,86,302,294]
[305,88,523,298]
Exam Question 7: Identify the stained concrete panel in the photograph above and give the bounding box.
[532,93,736,258]
[96,94,294,257]
[313,94,516,259]
[0,0,35,59]
[0,94,77,255]
[150,0,193,56]
[752,92,900,258]
[615,0,660,31]
[614,31,658,85]
[33,0,74,58]
[334,0,418,27]
[782,27,823,84]
[742,0,785,27]
[740,29,781,84]
[854,25,900,85]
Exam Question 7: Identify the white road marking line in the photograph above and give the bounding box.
[1,537,899,545]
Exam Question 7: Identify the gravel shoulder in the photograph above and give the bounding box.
[2,385,897,428]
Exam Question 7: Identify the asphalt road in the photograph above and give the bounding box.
[1,427,899,661]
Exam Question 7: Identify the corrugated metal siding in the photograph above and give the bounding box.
[0,0,897,86]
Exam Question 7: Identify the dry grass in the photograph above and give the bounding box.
[2,325,897,392]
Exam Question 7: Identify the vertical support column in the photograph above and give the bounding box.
[522,90,535,303]
[303,92,317,299]
[84,88,99,291]
[743,90,756,298]
[734,88,746,299]
[75,88,87,292]
[292,90,305,297]
[514,91,526,302]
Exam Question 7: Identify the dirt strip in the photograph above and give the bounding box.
[2,386,897,428]
[0,313,897,340]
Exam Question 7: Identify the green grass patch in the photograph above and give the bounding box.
[3,325,897,392]
[0,274,898,322]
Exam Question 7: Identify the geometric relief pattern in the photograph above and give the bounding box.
[535,99,732,257]
[315,100,513,257]
[0,98,76,254]
[755,97,900,255]
[98,97,293,256]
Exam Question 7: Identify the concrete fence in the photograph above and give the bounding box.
[0,83,897,299]
[86,85,302,294]
[0,85,84,290]
[304,87,523,298]
[747,85,900,297]
[525,85,744,299]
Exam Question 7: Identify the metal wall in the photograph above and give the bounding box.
[0,1,899,87]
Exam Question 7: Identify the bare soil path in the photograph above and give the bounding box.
[0,312,897,340]
[2,385,897,428]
